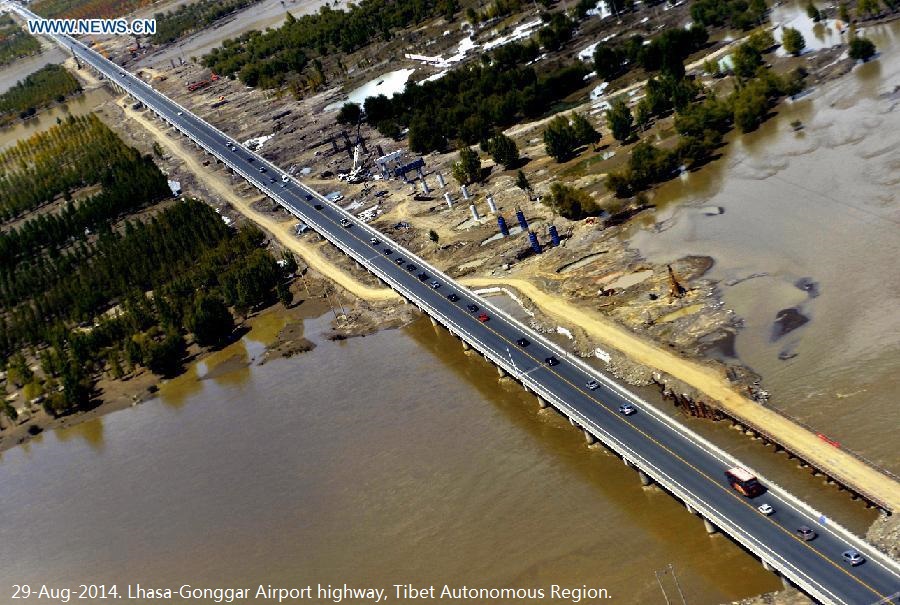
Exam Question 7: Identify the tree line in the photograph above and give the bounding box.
[151,0,264,45]
[1,198,294,415]
[0,64,82,126]
[202,0,443,88]
[0,15,42,68]
[354,42,589,153]
[0,114,144,222]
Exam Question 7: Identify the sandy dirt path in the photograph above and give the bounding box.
[462,276,900,512]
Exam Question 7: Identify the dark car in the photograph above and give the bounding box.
[395,257,405,265]
[447,293,460,302]
[370,237,380,245]
[797,526,817,541]
[258,166,266,173]
[417,273,429,281]
[477,313,490,322]
[841,549,865,566]
[516,338,529,347]
[314,204,323,210]
[466,304,479,313]
[305,194,313,201]
[406,264,416,271]
[340,218,352,228]
[545,356,560,366]
[383,248,393,255]
[247,157,254,162]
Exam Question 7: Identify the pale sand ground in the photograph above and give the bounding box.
[81,60,900,514]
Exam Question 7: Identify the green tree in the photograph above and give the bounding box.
[452,147,481,185]
[606,98,635,143]
[487,134,520,169]
[276,282,293,307]
[571,113,601,146]
[805,0,822,21]
[144,331,186,377]
[542,183,595,219]
[747,30,775,53]
[428,229,440,243]
[543,115,578,162]
[186,293,234,347]
[593,43,625,80]
[848,36,876,61]
[782,27,805,55]
[733,41,764,79]
[839,2,850,21]
[515,170,532,195]
[336,102,362,125]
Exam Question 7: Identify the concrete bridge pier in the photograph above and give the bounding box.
[583,430,595,444]
[638,470,652,486]
[762,560,774,572]
[430,317,438,327]
[461,341,470,351]
[536,396,548,409]
[703,518,717,534]
[497,366,506,378]
[685,503,695,514]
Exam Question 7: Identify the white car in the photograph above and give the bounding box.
[282,174,289,182]
[586,379,600,390]
[618,403,636,415]
[177,111,183,116]
[757,503,775,516]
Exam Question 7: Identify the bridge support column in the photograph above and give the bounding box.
[780,575,790,590]
[702,518,716,534]
[762,561,774,572]
[497,366,506,378]
[536,396,547,409]
[430,317,438,327]
[583,430,595,444]
[685,503,695,514]
[462,341,470,351]
[638,470,651,486]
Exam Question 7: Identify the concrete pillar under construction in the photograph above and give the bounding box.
[703,518,717,534]
[461,185,470,200]
[486,194,497,213]
[437,172,446,188]
[444,192,453,209]
[469,204,480,221]
[421,178,430,194]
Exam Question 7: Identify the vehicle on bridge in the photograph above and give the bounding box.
[726,467,765,497]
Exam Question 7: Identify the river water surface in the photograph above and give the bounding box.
[628,19,900,474]
[0,313,787,604]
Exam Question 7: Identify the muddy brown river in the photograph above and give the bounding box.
[628,19,900,475]
[0,313,792,604]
